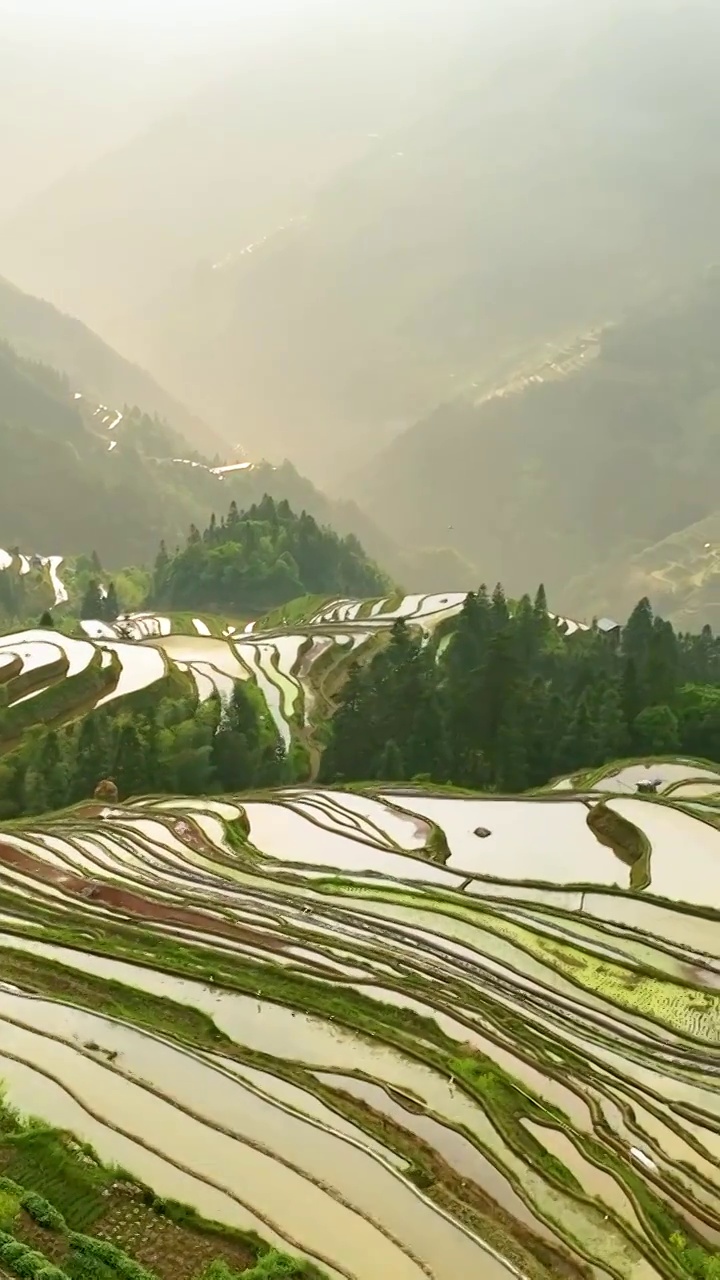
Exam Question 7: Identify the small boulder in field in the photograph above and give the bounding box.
[94,778,119,803]
[474,826,491,838]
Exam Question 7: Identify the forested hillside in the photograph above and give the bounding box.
[0,335,455,589]
[359,272,720,617]
[322,589,720,790]
[0,341,218,563]
[0,681,288,819]
[176,458,475,592]
[150,496,390,614]
[0,274,222,454]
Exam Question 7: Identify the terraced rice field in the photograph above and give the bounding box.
[9,593,582,755]
[0,549,68,604]
[553,757,720,797]
[0,779,717,1277]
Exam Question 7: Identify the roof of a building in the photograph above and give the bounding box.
[597,617,621,633]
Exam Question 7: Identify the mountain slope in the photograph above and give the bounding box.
[0,341,224,563]
[564,510,720,632]
[68,0,720,476]
[0,274,224,456]
[0,336,466,589]
[0,10,455,354]
[357,271,720,615]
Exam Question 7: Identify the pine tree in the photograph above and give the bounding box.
[633,704,680,755]
[479,628,521,753]
[557,692,599,773]
[104,582,119,622]
[621,657,643,726]
[533,583,548,618]
[155,541,169,573]
[496,699,529,792]
[407,680,447,779]
[80,580,103,620]
[522,677,552,786]
[596,682,630,761]
[377,740,405,781]
[645,617,679,707]
[37,731,68,812]
[490,582,510,631]
[72,715,106,800]
[512,594,538,665]
[113,720,147,799]
[320,663,374,781]
[622,598,654,668]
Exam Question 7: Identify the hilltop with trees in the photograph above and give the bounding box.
[149,496,391,615]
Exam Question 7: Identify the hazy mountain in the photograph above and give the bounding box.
[0,275,225,456]
[564,510,720,633]
[0,8,461,350]
[0,340,225,563]
[6,0,719,614]
[6,0,715,477]
[0,331,467,590]
[162,1,720,474]
[0,0,281,222]
[357,270,720,619]
[0,0,603,465]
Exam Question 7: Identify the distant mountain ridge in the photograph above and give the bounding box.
[356,271,720,623]
[0,274,225,457]
[0,328,472,591]
[0,13,451,356]
[5,1,717,478]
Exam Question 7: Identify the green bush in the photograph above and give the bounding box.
[0,1232,70,1279]
[241,1252,310,1278]
[68,1234,158,1280]
[0,1238,27,1262]
[199,1256,311,1280]
[20,1192,66,1232]
[0,1188,20,1229]
[14,1251,46,1278]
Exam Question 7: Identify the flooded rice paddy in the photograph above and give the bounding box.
[0,595,475,764]
[0,767,717,1279]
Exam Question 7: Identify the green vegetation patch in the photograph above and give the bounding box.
[586,801,651,890]
[0,1096,325,1280]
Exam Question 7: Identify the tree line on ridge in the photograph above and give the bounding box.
[321,587,720,790]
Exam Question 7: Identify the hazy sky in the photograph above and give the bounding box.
[0,0,299,212]
[0,0,593,217]
[0,0,305,53]
[0,0,549,52]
